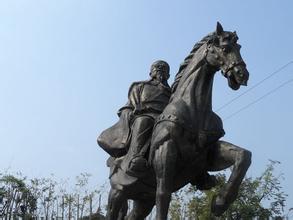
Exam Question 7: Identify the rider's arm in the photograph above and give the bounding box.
[117,82,143,117]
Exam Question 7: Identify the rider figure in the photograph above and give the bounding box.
[119,60,171,176]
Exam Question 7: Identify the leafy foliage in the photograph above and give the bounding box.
[0,172,106,219]
[169,160,288,219]
[0,173,37,219]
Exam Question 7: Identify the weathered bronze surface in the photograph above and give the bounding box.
[98,22,251,220]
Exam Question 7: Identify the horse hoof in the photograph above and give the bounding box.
[211,195,228,217]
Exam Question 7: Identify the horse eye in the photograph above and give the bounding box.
[233,35,239,42]
[221,45,231,52]
[222,35,231,42]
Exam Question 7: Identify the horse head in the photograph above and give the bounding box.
[205,22,249,90]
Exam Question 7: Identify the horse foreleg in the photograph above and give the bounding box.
[106,188,126,220]
[118,200,128,220]
[153,140,177,220]
[207,140,251,216]
[125,199,155,220]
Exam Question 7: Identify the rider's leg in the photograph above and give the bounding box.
[126,116,154,174]
[125,199,155,220]
[207,140,251,216]
[153,139,177,220]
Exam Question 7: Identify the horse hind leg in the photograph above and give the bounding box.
[125,199,155,220]
[153,139,177,220]
[106,188,126,220]
[207,140,251,216]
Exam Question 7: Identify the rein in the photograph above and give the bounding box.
[222,60,246,76]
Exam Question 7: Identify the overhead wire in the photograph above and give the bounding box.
[215,60,293,112]
[223,78,293,121]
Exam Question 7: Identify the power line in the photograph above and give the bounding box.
[216,60,293,112]
[223,78,293,121]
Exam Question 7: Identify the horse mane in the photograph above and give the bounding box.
[171,32,216,93]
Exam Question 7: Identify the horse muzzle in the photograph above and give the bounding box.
[226,65,249,90]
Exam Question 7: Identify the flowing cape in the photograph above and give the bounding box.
[97,110,132,157]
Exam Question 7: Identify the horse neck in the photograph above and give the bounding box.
[172,44,216,113]
[176,64,215,112]
[194,65,215,111]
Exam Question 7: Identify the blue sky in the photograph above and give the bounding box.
[1,0,293,212]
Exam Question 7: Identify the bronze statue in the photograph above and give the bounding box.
[98,22,251,220]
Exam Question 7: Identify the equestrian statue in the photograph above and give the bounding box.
[98,22,251,220]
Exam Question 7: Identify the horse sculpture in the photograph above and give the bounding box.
[100,22,251,220]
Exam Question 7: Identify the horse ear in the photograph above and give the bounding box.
[216,22,224,35]
[233,31,239,42]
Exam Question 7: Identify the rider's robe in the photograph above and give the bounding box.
[97,79,171,157]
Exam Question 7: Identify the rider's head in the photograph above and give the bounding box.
[150,60,170,82]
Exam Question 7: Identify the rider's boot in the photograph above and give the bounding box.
[125,143,150,177]
[127,154,149,175]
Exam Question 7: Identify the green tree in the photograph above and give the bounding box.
[169,191,184,220]
[0,173,37,219]
[169,160,287,219]
[222,160,287,219]
[74,172,92,219]
[29,175,57,219]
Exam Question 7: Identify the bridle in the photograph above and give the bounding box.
[222,60,246,77]
[205,41,247,77]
